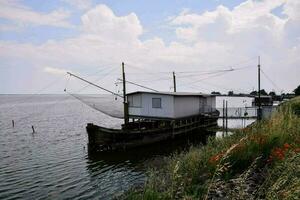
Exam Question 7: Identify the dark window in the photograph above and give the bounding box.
[128,95,142,107]
[152,98,161,108]
[128,96,133,107]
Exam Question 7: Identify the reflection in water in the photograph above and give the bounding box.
[215,131,234,138]
[217,118,255,129]
[85,130,216,199]
[87,130,215,163]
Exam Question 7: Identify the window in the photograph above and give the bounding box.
[128,96,133,107]
[128,95,141,107]
[152,98,161,108]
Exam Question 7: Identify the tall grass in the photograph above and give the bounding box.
[126,97,300,200]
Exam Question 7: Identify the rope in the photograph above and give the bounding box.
[261,69,281,92]
[117,78,159,92]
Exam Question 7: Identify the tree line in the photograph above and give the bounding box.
[211,84,300,98]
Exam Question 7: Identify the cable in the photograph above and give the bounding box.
[66,66,119,94]
[261,69,281,92]
[117,79,159,92]
[177,71,230,87]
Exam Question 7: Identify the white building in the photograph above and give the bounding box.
[127,91,216,119]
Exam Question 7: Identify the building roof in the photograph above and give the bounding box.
[127,91,214,97]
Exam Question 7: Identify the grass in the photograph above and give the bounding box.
[126,97,300,200]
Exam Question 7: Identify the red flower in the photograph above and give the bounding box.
[283,143,291,149]
[209,153,224,164]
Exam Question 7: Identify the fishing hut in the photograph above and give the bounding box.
[127,91,216,119]
[66,63,219,151]
[87,91,219,151]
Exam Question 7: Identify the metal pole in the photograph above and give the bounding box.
[173,71,176,92]
[122,62,129,125]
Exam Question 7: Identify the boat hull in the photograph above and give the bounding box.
[86,113,219,151]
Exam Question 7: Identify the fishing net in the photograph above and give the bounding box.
[68,93,124,119]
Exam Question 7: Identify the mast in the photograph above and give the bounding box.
[173,71,176,92]
[257,56,262,120]
[122,62,129,125]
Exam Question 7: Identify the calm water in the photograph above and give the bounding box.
[0,94,221,200]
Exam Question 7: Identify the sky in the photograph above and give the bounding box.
[0,0,299,94]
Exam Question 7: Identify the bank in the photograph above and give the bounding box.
[125,97,300,199]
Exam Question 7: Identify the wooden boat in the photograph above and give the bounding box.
[86,111,219,151]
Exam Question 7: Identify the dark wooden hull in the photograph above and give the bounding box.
[86,113,219,151]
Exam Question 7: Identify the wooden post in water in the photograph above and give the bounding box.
[225,101,228,134]
[257,56,262,120]
[222,100,225,133]
[173,71,176,92]
[31,125,35,133]
[12,120,14,128]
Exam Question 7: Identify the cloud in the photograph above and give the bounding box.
[171,1,287,42]
[0,0,73,29]
[44,66,69,75]
[0,1,300,94]
[62,0,92,10]
[81,5,143,42]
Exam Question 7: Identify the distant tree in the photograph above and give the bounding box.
[250,91,257,96]
[211,91,221,95]
[269,91,276,96]
[250,90,268,96]
[228,91,234,96]
[294,85,300,96]
[260,89,268,95]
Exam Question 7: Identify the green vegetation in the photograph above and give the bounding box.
[126,97,300,200]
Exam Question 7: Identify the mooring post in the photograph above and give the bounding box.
[225,101,228,134]
[173,71,176,92]
[257,56,262,120]
[31,125,35,133]
[12,120,14,128]
[222,99,225,133]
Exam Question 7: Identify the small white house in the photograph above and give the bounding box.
[127,91,216,119]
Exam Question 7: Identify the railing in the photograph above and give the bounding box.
[199,107,217,114]
[200,106,259,119]
[217,107,257,118]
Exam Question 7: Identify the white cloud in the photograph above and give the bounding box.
[0,0,73,28]
[81,5,143,42]
[44,66,69,75]
[0,1,300,94]
[62,0,92,10]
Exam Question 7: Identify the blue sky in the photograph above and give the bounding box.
[0,0,299,94]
